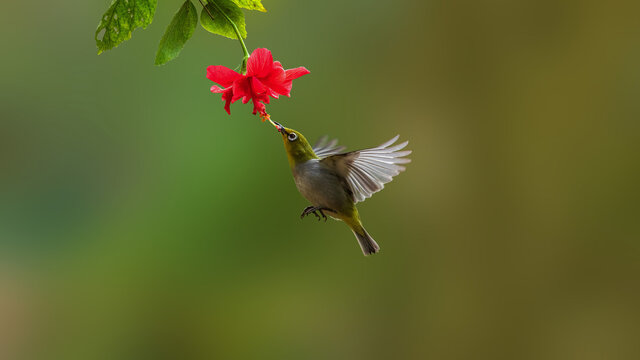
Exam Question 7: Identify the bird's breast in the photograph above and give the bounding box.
[292,160,351,212]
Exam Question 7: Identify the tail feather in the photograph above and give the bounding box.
[352,227,380,256]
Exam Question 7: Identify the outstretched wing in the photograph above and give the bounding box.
[321,135,411,203]
[312,135,347,159]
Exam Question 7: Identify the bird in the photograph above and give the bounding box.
[270,120,411,256]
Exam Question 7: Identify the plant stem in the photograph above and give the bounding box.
[199,0,250,74]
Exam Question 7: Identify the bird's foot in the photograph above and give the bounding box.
[300,206,322,221]
[300,206,334,222]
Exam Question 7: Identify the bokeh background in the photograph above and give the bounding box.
[1,0,639,359]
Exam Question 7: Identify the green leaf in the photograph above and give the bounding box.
[231,0,266,12]
[200,0,247,40]
[95,0,158,54]
[155,1,198,65]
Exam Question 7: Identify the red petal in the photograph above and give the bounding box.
[278,81,294,97]
[273,81,293,97]
[252,100,266,115]
[247,48,274,78]
[221,87,233,101]
[285,67,310,81]
[259,66,290,96]
[231,78,251,103]
[268,89,280,99]
[253,91,270,104]
[207,65,242,87]
[210,85,225,93]
[223,88,234,114]
[250,77,268,95]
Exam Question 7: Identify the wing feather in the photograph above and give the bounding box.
[312,135,347,159]
[320,135,411,203]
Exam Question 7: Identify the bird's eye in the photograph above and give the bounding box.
[288,132,298,141]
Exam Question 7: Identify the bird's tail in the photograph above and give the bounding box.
[352,227,380,256]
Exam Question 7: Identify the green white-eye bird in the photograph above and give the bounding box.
[270,121,411,256]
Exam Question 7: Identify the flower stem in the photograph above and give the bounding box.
[199,0,250,74]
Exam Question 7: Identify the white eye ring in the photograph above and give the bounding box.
[288,132,298,141]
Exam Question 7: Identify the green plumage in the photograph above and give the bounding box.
[273,122,411,256]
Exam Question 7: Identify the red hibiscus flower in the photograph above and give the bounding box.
[207,48,310,116]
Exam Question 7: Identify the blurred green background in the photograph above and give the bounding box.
[1,0,639,359]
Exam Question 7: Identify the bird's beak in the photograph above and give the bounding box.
[271,120,288,135]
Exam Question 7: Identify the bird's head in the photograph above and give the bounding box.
[271,121,318,166]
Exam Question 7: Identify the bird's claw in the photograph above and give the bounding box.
[300,206,315,220]
[300,206,330,222]
[317,209,327,222]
